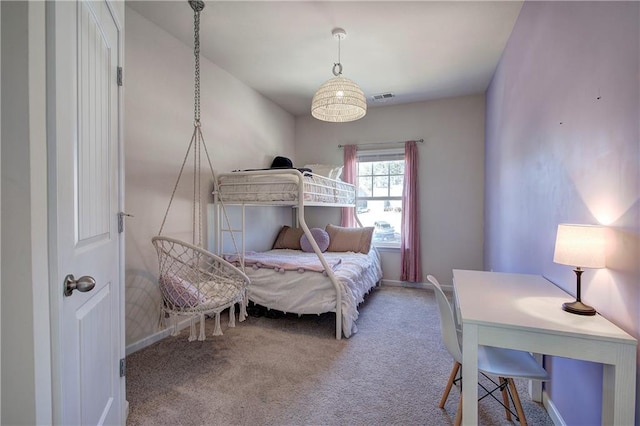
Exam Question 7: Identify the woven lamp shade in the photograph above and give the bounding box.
[311,76,367,123]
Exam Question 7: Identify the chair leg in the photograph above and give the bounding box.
[454,394,462,426]
[499,377,512,421]
[507,378,528,426]
[439,362,461,408]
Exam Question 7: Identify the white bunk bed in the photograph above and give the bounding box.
[213,168,382,339]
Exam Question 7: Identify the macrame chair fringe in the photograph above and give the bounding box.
[198,313,206,341]
[171,313,179,336]
[229,304,236,328]
[188,317,197,342]
[157,306,168,332]
[240,293,248,321]
[212,312,223,336]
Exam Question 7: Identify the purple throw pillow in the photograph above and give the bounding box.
[300,228,330,253]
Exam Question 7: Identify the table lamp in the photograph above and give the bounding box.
[553,224,606,316]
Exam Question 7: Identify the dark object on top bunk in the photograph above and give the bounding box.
[232,155,312,174]
[233,167,313,174]
[271,156,313,173]
[270,156,293,168]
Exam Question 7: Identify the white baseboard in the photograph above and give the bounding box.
[381,279,454,292]
[125,318,191,356]
[542,390,566,426]
[122,399,129,424]
[381,279,429,289]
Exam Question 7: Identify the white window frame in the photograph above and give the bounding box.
[356,148,404,249]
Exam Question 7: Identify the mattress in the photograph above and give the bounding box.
[217,170,355,205]
[226,247,382,337]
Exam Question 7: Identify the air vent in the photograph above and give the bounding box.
[371,93,395,102]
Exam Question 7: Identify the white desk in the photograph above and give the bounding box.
[453,269,637,425]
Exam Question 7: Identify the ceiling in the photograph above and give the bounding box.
[127,1,523,117]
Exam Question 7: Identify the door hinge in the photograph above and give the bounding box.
[118,212,133,233]
[120,358,126,377]
[117,67,123,86]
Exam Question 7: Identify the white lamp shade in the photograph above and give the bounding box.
[311,76,367,123]
[553,224,606,268]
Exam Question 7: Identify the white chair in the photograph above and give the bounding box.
[427,275,549,426]
[152,236,250,341]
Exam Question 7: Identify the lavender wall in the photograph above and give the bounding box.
[485,2,639,424]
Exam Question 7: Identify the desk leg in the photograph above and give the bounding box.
[462,323,479,425]
[602,345,636,425]
[529,353,543,402]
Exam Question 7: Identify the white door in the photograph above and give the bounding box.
[49,1,123,424]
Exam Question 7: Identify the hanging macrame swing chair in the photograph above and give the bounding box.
[152,0,249,342]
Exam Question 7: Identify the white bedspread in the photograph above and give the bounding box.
[224,250,342,273]
[228,248,382,337]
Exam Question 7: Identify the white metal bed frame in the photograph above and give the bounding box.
[213,168,360,340]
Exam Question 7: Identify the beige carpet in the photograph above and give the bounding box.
[125,286,554,425]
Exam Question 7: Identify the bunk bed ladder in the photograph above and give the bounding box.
[213,202,246,271]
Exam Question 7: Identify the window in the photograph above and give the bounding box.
[356,149,404,247]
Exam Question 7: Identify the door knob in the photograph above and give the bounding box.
[64,274,96,297]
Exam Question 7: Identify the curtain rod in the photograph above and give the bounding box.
[337,139,424,149]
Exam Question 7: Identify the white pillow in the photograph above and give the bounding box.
[330,166,343,180]
[159,275,206,308]
[304,164,343,180]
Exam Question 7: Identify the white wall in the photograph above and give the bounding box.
[1,2,50,424]
[1,2,3,419]
[0,1,2,421]
[124,7,295,347]
[295,95,485,284]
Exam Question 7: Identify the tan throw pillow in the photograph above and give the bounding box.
[325,224,374,254]
[272,225,304,250]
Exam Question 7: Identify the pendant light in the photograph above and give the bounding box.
[311,28,367,123]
